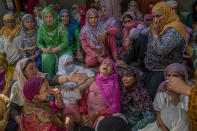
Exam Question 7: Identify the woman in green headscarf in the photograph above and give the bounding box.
[37,7,73,75]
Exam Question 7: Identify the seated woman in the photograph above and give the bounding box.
[9,58,88,127]
[116,2,187,99]
[139,106,190,131]
[80,58,121,128]
[0,94,10,131]
[121,11,145,53]
[0,13,21,65]
[36,7,73,75]
[0,56,14,96]
[18,14,42,71]
[20,77,65,131]
[59,9,84,62]
[121,66,155,131]
[79,8,119,67]
[56,54,95,125]
[126,0,143,21]
[153,63,193,112]
[186,1,197,28]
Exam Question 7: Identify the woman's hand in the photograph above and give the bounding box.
[151,21,160,37]
[97,56,104,63]
[15,115,22,126]
[52,88,63,108]
[99,30,108,43]
[3,110,9,121]
[68,70,88,82]
[116,59,127,68]
[65,114,74,130]
[76,49,84,62]
[167,77,193,96]
[42,48,53,54]
[124,37,132,53]
[83,112,100,126]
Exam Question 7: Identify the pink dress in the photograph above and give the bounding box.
[80,81,114,127]
[80,26,119,67]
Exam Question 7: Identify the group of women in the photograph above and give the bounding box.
[0,0,197,131]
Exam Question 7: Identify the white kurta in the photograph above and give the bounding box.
[0,35,20,65]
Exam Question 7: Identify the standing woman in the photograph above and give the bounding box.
[0,13,21,65]
[37,7,73,75]
[18,14,42,71]
[59,9,84,62]
[80,8,119,67]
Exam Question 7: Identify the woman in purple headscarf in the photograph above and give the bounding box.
[20,77,66,131]
[79,58,121,128]
[79,8,119,67]
[121,66,155,131]
[153,63,194,112]
[100,5,119,28]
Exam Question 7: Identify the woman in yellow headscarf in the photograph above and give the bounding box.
[0,56,14,96]
[0,13,21,65]
[116,1,187,99]
[151,1,187,42]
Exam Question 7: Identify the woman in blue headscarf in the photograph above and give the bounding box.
[59,9,84,62]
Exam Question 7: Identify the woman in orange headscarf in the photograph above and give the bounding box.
[0,13,21,65]
[117,1,187,99]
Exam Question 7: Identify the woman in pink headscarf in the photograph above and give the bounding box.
[79,58,121,128]
[100,5,119,28]
[121,11,145,52]
[79,8,119,67]
[99,0,121,20]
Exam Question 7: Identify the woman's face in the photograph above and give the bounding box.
[152,12,164,25]
[37,7,43,18]
[24,19,35,30]
[0,60,7,74]
[129,3,137,13]
[44,12,54,25]
[172,6,178,14]
[123,17,133,25]
[4,19,16,29]
[122,75,136,88]
[35,80,52,101]
[99,61,114,76]
[23,62,37,79]
[101,7,107,18]
[88,14,98,27]
[61,12,69,26]
[166,72,184,81]
[156,112,169,131]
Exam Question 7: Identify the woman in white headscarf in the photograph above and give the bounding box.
[139,106,190,131]
[56,54,95,125]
